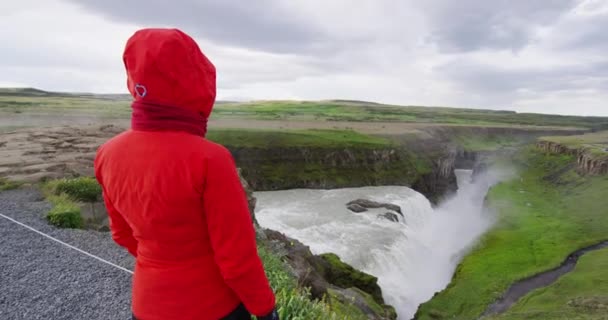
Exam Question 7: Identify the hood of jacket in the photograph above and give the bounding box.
[123,28,216,118]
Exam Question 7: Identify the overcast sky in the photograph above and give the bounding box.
[1,0,607,116]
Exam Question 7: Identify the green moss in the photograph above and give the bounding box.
[319,253,384,305]
[46,194,83,229]
[326,287,396,320]
[416,146,608,319]
[45,177,101,202]
[326,288,369,320]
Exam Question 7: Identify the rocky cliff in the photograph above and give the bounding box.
[240,171,397,319]
[227,146,457,204]
[537,141,608,175]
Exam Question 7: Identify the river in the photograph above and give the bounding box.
[256,169,508,319]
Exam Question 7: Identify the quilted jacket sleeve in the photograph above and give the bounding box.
[203,146,276,316]
[94,149,138,257]
[102,190,138,257]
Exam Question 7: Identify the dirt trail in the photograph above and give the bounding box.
[483,240,608,316]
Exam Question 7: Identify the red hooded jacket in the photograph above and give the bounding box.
[94,29,275,320]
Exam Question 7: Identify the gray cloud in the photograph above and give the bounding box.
[437,58,608,92]
[66,0,327,53]
[417,0,579,52]
[1,0,607,116]
[555,12,608,52]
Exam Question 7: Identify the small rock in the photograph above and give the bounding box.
[347,203,368,213]
[346,199,403,216]
[377,212,400,223]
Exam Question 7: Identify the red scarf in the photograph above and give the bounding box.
[131,101,208,137]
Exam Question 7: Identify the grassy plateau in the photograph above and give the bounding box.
[416,146,608,320]
[2,88,607,131]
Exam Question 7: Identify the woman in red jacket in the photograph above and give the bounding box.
[94,28,277,320]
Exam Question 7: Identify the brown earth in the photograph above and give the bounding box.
[0,125,125,183]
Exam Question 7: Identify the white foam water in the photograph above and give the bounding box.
[256,169,506,319]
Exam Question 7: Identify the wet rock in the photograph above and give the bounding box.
[318,252,384,304]
[377,212,400,223]
[347,203,368,213]
[346,199,402,217]
[327,287,397,320]
[237,168,258,226]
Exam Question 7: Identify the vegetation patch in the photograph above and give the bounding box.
[2,89,607,130]
[0,177,21,191]
[207,129,391,149]
[44,177,102,202]
[46,193,83,229]
[319,253,384,305]
[541,130,608,157]
[257,245,343,319]
[415,146,608,319]
[213,100,608,129]
[42,177,102,229]
[487,248,608,320]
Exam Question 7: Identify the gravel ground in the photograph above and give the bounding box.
[0,188,134,320]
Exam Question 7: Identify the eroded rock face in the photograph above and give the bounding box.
[346,199,403,216]
[237,168,258,225]
[537,141,608,176]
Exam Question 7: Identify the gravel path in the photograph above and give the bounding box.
[0,188,134,320]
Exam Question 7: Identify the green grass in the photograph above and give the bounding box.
[44,177,102,202]
[213,101,607,129]
[415,147,608,320]
[257,245,355,320]
[0,95,130,118]
[487,247,608,320]
[46,193,83,229]
[0,178,21,191]
[207,129,391,149]
[541,131,608,157]
[2,88,607,129]
[42,177,102,229]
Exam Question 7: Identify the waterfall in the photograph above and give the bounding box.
[255,169,508,319]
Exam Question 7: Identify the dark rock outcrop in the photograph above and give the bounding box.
[227,145,457,205]
[346,199,403,216]
[411,151,458,204]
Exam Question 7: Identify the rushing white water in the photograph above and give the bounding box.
[256,169,508,320]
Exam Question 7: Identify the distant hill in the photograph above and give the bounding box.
[0,88,131,101]
[1,88,607,130]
